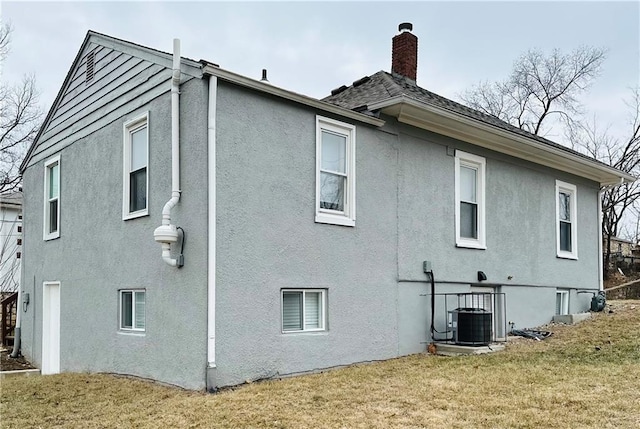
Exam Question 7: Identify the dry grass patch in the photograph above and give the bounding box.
[2,301,639,428]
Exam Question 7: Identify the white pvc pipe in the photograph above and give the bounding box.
[207,75,218,370]
[163,38,181,225]
[157,39,181,266]
[161,242,177,267]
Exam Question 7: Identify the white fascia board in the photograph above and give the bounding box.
[201,64,385,128]
[369,96,636,186]
[89,32,204,79]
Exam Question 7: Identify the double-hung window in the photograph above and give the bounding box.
[315,116,356,227]
[455,151,486,249]
[123,113,149,219]
[556,180,577,259]
[119,290,145,332]
[43,155,61,240]
[282,289,326,333]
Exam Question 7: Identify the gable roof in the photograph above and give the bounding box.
[21,31,384,173]
[323,71,635,186]
[19,30,203,173]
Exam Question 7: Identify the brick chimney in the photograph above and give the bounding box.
[391,22,418,81]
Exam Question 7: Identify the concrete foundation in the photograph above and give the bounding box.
[0,369,41,379]
[552,313,592,325]
[434,343,505,356]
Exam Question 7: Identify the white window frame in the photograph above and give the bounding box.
[455,150,486,249]
[556,289,569,315]
[122,112,149,220]
[119,289,146,332]
[555,180,578,260]
[43,155,61,241]
[281,289,326,333]
[315,116,356,227]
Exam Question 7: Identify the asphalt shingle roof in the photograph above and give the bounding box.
[322,71,607,166]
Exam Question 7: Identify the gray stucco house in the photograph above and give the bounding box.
[19,25,633,390]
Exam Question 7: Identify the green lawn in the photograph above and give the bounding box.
[2,301,639,428]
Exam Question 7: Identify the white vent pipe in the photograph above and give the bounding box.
[153,39,182,267]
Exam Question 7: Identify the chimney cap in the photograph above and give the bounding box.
[398,22,413,32]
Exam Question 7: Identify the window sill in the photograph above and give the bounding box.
[557,253,578,260]
[117,330,146,336]
[282,330,327,335]
[123,210,149,221]
[43,233,60,241]
[456,240,486,250]
[315,212,355,227]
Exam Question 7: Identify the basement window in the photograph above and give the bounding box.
[556,290,569,315]
[120,290,145,331]
[282,289,326,333]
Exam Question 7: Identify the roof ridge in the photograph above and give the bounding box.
[377,71,404,98]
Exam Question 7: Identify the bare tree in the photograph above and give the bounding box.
[462,46,639,280]
[1,23,43,194]
[567,87,640,277]
[461,46,606,137]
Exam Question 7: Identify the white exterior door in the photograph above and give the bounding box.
[42,282,60,374]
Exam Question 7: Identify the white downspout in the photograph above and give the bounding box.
[153,39,182,267]
[207,75,218,384]
[9,286,22,358]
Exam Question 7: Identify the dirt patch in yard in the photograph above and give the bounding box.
[0,348,35,371]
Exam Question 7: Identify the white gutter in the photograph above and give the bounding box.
[153,39,182,267]
[201,64,385,127]
[207,75,217,373]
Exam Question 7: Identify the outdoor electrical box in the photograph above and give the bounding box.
[423,261,432,273]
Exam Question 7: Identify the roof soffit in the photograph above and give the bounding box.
[371,97,634,186]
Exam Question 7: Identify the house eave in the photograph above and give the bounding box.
[369,96,635,186]
[201,63,386,128]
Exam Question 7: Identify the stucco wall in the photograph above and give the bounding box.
[20,78,209,389]
[393,120,600,287]
[21,73,603,390]
[390,119,600,339]
[214,83,400,386]
[214,84,601,387]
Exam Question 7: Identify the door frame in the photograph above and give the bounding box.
[42,281,61,375]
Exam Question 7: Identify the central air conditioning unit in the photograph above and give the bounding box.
[448,308,492,346]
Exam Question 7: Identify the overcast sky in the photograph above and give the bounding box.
[2,1,639,145]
